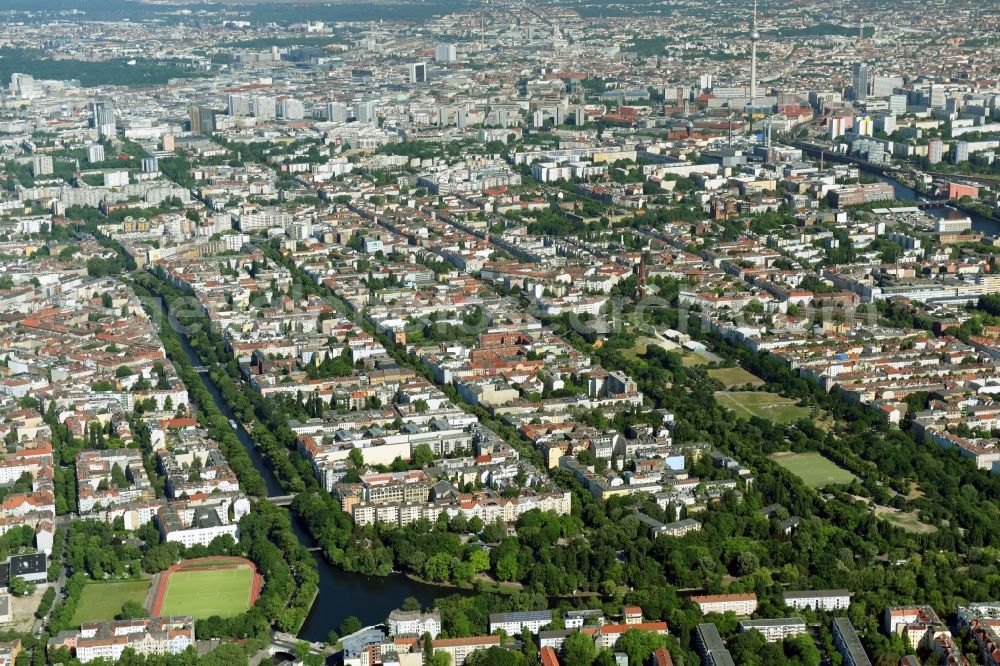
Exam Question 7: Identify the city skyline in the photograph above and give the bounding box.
[0,1,997,665]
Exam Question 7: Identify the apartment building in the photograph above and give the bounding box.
[0,447,52,485]
[361,471,432,505]
[489,610,553,635]
[387,609,442,638]
[623,607,643,625]
[652,647,674,666]
[957,603,1000,666]
[884,605,947,651]
[695,623,736,666]
[76,449,154,513]
[564,609,605,629]
[158,442,240,499]
[351,489,571,528]
[738,617,807,643]
[49,616,195,663]
[691,593,758,616]
[540,646,560,666]
[538,629,577,652]
[0,639,20,665]
[832,618,873,666]
[429,636,501,666]
[783,589,852,611]
[156,494,249,548]
[827,183,895,208]
[594,621,668,649]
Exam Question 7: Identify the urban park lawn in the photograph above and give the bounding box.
[769,451,859,489]
[72,580,151,625]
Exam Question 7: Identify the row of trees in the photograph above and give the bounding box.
[20,190,313,661]
[132,276,270,497]
[129,278,320,638]
[137,270,318,494]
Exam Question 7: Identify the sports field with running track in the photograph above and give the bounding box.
[158,565,254,619]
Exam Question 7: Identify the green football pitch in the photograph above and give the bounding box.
[159,565,254,619]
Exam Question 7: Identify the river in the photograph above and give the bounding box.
[792,141,1000,236]
[871,171,1000,237]
[803,148,1000,237]
[161,303,469,643]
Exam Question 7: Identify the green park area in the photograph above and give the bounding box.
[707,366,766,388]
[875,507,938,535]
[769,451,859,489]
[681,350,722,366]
[623,336,671,360]
[715,391,812,424]
[72,580,151,625]
[159,565,255,619]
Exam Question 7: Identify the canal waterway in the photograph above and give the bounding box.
[162,302,469,643]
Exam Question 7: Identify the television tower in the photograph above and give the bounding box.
[749,0,759,111]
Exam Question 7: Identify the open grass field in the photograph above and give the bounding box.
[72,580,151,625]
[715,391,812,424]
[770,451,859,489]
[873,506,938,534]
[707,366,765,388]
[159,565,255,619]
[681,350,721,367]
[623,336,678,360]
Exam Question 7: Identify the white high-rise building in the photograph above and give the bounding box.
[872,75,903,98]
[86,144,105,164]
[92,100,116,137]
[252,95,276,119]
[828,117,849,140]
[435,44,457,63]
[10,74,36,99]
[31,155,53,176]
[104,171,129,188]
[954,141,970,164]
[325,102,348,123]
[281,98,304,120]
[928,138,944,164]
[356,100,378,124]
[874,114,896,135]
[928,84,946,108]
[227,94,251,117]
